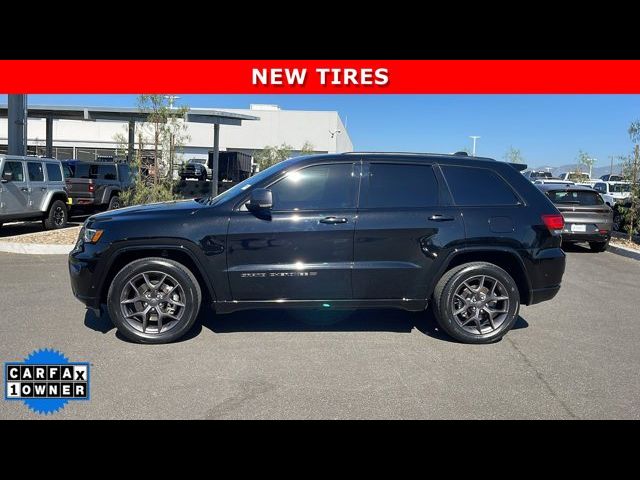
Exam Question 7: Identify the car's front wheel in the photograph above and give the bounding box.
[42,200,68,230]
[432,262,520,344]
[107,258,202,344]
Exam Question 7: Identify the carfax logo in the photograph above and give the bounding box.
[4,349,90,415]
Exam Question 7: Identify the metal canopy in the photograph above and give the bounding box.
[0,104,258,125]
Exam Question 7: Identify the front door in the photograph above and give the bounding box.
[0,160,29,217]
[26,161,46,213]
[353,161,465,299]
[227,162,360,301]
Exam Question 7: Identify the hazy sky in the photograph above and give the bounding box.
[3,94,639,167]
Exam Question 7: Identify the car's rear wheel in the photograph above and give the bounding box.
[107,258,202,344]
[432,262,520,344]
[108,195,121,210]
[589,240,609,252]
[42,200,68,230]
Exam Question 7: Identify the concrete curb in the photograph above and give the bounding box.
[608,243,640,261]
[0,242,74,255]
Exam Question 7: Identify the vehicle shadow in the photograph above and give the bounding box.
[562,243,595,253]
[0,220,84,238]
[85,304,529,344]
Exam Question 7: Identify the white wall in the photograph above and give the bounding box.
[0,107,354,155]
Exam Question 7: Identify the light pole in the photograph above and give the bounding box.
[469,136,480,156]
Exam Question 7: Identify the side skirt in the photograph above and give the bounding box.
[213,298,428,314]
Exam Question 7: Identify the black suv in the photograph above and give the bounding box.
[69,153,566,344]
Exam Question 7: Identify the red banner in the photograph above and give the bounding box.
[1,60,640,93]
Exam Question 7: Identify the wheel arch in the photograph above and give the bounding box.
[432,248,532,305]
[43,190,68,213]
[98,244,216,305]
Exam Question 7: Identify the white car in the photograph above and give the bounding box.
[592,181,632,207]
[534,178,575,185]
[557,172,592,183]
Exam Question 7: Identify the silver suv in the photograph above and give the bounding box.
[0,155,69,231]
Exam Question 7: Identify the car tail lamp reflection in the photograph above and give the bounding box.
[542,214,565,231]
[88,184,94,192]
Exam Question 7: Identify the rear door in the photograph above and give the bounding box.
[353,161,465,300]
[26,161,46,213]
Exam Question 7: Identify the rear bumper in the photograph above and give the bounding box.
[529,285,561,305]
[562,232,610,243]
[526,247,566,305]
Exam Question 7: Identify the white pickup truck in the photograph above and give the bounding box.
[592,181,632,207]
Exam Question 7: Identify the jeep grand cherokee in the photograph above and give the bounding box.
[69,152,566,344]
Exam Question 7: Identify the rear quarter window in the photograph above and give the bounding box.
[441,165,520,206]
[45,163,63,182]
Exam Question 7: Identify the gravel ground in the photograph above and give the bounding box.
[0,225,81,244]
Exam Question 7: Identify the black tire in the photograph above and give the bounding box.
[107,257,202,344]
[200,171,207,181]
[108,195,121,210]
[589,240,609,252]
[432,262,520,344]
[42,200,68,230]
[612,211,622,232]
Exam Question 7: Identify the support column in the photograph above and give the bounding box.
[45,116,53,158]
[8,94,27,156]
[128,121,135,162]
[211,123,220,197]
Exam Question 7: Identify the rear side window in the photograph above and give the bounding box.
[362,163,439,208]
[442,166,519,206]
[45,163,63,182]
[546,190,604,206]
[27,162,45,182]
[98,164,117,180]
[2,161,24,182]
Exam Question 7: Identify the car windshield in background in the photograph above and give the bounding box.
[610,183,631,193]
[546,190,604,206]
[532,171,553,179]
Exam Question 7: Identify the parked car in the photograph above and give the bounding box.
[557,172,592,183]
[600,174,624,182]
[522,170,553,182]
[533,178,575,185]
[69,152,567,345]
[63,160,134,214]
[537,184,612,252]
[591,181,632,207]
[180,158,211,181]
[0,155,69,230]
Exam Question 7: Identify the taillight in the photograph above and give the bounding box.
[542,214,565,231]
[88,184,94,192]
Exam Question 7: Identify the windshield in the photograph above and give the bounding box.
[610,183,631,193]
[531,171,553,179]
[188,158,205,164]
[196,158,298,206]
[546,190,604,206]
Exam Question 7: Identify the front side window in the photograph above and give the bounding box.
[442,166,520,206]
[45,163,63,182]
[594,183,607,193]
[27,162,44,182]
[361,163,439,208]
[269,163,357,211]
[2,161,25,182]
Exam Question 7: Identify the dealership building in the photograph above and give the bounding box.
[0,103,353,162]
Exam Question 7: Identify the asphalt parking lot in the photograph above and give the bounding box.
[0,246,639,419]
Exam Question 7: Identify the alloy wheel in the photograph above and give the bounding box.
[451,275,510,335]
[119,271,186,334]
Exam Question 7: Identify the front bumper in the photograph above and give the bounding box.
[68,244,103,309]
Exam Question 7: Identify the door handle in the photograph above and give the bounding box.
[320,216,348,224]
[41,187,47,191]
[20,187,29,192]
[428,214,455,222]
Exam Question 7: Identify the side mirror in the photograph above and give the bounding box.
[1,171,12,183]
[246,188,273,212]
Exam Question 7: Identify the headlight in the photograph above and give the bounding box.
[83,228,104,244]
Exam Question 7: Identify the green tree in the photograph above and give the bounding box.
[300,141,315,155]
[504,146,524,164]
[253,143,292,171]
[576,150,596,179]
[619,121,640,240]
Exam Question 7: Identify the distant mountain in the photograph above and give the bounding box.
[529,163,625,179]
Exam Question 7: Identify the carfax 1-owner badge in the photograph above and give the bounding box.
[4,349,90,415]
